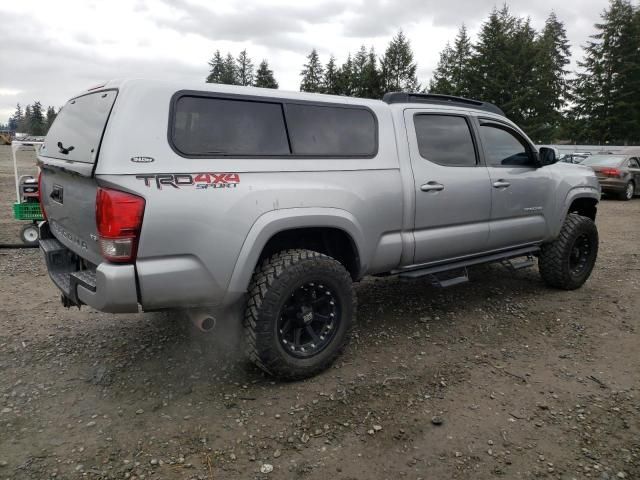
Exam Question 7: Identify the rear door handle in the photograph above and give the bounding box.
[492,180,511,189]
[421,182,445,192]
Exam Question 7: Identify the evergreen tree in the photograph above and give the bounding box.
[336,54,355,96]
[20,105,32,134]
[615,5,640,142]
[9,103,22,131]
[236,49,254,86]
[529,12,572,142]
[220,53,238,85]
[450,25,473,97]
[380,30,420,92]
[505,17,540,129]
[323,55,340,94]
[300,49,324,93]
[30,101,45,136]
[46,106,57,130]
[468,7,517,105]
[352,46,369,97]
[429,25,473,97]
[254,60,279,88]
[572,0,638,143]
[362,48,383,98]
[429,42,456,94]
[206,50,225,83]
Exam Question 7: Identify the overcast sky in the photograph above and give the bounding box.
[0,0,608,124]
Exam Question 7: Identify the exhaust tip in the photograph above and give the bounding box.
[200,316,216,332]
[187,310,217,332]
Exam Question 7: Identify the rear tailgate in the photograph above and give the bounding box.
[39,89,117,265]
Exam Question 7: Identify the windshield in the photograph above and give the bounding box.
[40,90,117,164]
[580,155,625,167]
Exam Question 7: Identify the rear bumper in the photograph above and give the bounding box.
[597,178,626,193]
[40,224,139,313]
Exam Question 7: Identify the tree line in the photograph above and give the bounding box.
[6,102,57,136]
[206,49,278,88]
[430,0,640,144]
[204,0,638,145]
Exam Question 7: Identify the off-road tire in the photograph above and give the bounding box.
[619,181,635,201]
[243,249,356,380]
[538,213,598,290]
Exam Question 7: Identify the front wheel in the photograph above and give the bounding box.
[538,213,598,290]
[20,224,39,246]
[243,249,355,380]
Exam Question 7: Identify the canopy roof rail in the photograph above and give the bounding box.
[382,92,505,116]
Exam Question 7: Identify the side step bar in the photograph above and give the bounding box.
[396,246,539,287]
[401,266,470,288]
[502,255,535,271]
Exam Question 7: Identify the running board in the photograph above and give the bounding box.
[394,246,540,284]
[502,255,535,271]
[399,267,469,287]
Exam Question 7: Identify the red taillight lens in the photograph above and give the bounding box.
[601,167,622,177]
[38,170,48,221]
[96,188,145,263]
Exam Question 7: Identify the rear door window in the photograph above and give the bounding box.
[172,96,290,156]
[285,104,377,156]
[414,114,477,166]
[41,90,117,163]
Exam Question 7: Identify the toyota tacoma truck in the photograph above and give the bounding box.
[37,79,600,379]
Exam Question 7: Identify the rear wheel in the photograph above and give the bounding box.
[538,213,598,290]
[243,249,355,380]
[20,224,39,246]
[619,181,635,201]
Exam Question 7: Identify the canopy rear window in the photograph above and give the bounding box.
[41,90,117,164]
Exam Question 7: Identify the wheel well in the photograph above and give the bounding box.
[568,197,598,221]
[258,228,360,279]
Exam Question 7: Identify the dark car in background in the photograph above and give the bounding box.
[581,154,640,200]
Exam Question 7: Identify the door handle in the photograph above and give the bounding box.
[492,180,511,188]
[421,182,445,192]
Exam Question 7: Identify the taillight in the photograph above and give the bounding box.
[96,188,145,263]
[601,168,622,178]
[38,170,48,221]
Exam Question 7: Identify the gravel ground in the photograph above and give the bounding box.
[0,144,639,479]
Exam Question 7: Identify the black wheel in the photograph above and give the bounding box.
[243,249,355,380]
[539,213,598,290]
[20,224,39,246]
[619,181,635,201]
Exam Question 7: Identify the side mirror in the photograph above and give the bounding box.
[538,147,558,166]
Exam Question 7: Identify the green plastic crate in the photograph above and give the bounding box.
[13,202,44,221]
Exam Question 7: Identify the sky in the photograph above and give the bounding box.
[0,0,609,124]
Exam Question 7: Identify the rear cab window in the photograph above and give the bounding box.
[41,90,117,164]
[169,92,378,158]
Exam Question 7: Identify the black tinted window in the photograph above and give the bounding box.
[42,90,117,163]
[480,124,533,167]
[414,115,477,166]
[172,96,290,156]
[286,104,376,156]
[628,158,639,168]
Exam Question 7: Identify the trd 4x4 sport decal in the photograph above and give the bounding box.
[136,173,240,190]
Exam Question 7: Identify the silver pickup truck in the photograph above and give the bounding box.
[37,79,600,379]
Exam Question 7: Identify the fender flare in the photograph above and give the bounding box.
[223,207,366,306]
[553,186,600,237]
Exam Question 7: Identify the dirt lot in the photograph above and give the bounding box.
[0,144,638,480]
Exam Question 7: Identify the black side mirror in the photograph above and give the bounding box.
[538,147,558,166]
